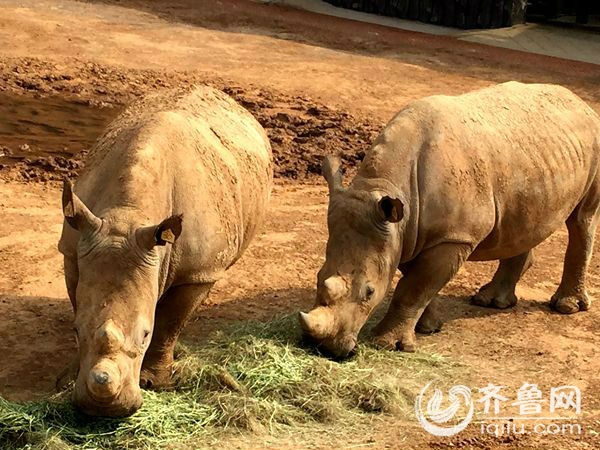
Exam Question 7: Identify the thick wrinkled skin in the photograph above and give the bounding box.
[301,82,600,357]
[58,86,272,416]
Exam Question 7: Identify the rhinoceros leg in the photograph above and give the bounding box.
[471,251,533,309]
[550,200,599,314]
[373,243,472,352]
[64,256,79,310]
[398,263,443,334]
[415,300,443,334]
[56,256,80,391]
[140,282,213,389]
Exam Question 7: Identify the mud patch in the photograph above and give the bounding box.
[0,61,382,182]
[0,92,119,181]
[0,93,119,157]
[223,86,381,180]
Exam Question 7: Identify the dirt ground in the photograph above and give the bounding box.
[1,0,600,449]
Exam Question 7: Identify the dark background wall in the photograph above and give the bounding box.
[528,0,600,24]
[322,0,527,29]
[322,0,598,29]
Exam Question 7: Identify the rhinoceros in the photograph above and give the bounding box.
[300,81,600,358]
[58,86,272,416]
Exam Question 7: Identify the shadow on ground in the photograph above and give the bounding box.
[0,285,575,401]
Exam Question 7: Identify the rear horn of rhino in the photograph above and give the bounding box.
[298,308,335,340]
[323,276,346,301]
[96,319,125,354]
[321,155,344,195]
[62,180,102,234]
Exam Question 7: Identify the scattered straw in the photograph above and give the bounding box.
[0,314,460,449]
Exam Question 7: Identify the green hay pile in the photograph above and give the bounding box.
[0,315,459,450]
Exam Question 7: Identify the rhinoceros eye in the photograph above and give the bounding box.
[73,327,79,345]
[365,284,375,300]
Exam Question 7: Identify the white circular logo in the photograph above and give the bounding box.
[415,380,474,437]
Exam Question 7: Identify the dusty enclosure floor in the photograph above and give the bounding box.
[1,0,600,449]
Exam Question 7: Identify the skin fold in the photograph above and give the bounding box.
[300,81,600,358]
[57,86,272,416]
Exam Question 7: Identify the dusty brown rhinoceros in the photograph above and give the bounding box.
[300,81,600,358]
[58,86,272,416]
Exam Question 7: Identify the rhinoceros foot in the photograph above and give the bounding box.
[471,282,518,309]
[415,313,443,334]
[139,364,174,390]
[550,292,591,314]
[372,331,416,353]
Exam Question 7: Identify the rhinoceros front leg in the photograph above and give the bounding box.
[550,202,599,314]
[471,250,534,309]
[373,243,472,352]
[56,256,80,391]
[140,282,213,389]
[398,263,442,334]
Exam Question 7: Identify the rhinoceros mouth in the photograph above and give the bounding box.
[312,334,358,361]
[76,398,142,418]
[85,386,123,404]
[75,381,142,417]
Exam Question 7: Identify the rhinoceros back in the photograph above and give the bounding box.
[73,86,273,285]
[357,82,600,261]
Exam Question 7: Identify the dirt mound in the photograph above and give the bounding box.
[0,154,84,182]
[223,86,381,180]
[0,59,382,182]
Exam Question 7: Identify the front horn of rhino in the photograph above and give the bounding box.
[87,359,122,401]
[298,307,335,340]
[86,320,125,400]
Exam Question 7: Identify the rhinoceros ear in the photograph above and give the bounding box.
[378,196,404,223]
[154,214,184,246]
[62,180,102,234]
[322,155,344,195]
[136,214,183,250]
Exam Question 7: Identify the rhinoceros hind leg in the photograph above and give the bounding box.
[550,199,599,314]
[373,243,472,352]
[471,251,533,309]
[140,282,213,390]
[415,300,443,334]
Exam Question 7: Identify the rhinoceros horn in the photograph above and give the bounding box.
[96,319,125,354]
[299,308,335,339]
[323,276,346,300]
[87,358,122,400]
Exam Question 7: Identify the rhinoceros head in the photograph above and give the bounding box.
[62,181,182,416]
[299,156,404,358]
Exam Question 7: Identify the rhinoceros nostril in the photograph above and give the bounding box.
[93,371,110,385]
